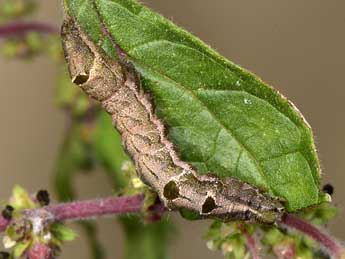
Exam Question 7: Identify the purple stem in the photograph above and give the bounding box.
[0,194,146,232]
[26,243,53,259]
[281,214,345,259]
[0,194,161,259]
[2,196,344,259]
[47,194,145,221]
[0,21,59,38]
[239,225,261,259]
[0,216,10,232]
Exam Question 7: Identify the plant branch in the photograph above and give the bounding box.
[2,194,344,259]
[45,194,145,221]
[0,194,149,233]
[281,214,345,259]
[239,225,261,259]
[0,21,58,38]
[0,216,10,232]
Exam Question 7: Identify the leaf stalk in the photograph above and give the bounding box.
[0,21,58,38]
[280,214,345,259]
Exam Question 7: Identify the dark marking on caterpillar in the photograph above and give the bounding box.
[322,184,334,196]
[163,180,180,200]
[61,16,285,224]
[202,196,217,214]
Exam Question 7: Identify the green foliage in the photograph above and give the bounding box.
[50,223,78,242]
[12,241,30,258]
[120,216,174,259]
[53,119,106,259]
[0,32,62,60]
[3,186,77,258]
[9,185,36,210]
[205,221,250,259]
[205,202,338,259]
[0,0,36,23]
[0,1,339,259]
[65,0,322,212]
[53,123,94,201]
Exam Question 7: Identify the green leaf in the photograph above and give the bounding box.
[78,222,106,259]
[55,67,78,108]
[51,223,78,242]
[54,113,115,258]
[0,0,36,22]
[119,216,174,259]
[10,185,35,210]
[54,126,89,202]
[65,0,321,211]
[54,122,107,259]
[179,208,202,221]
[13,240,31,257]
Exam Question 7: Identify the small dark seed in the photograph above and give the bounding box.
[1,205,14,220]
[36,190,50,206]
[0,251,9,259]
[322,184,334,196]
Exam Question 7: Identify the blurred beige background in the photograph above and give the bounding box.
[0,0,344,258]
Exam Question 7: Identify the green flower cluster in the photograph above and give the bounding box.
[0,0,36,23]
[204,202,338,259]
[205,221,253,259]
[1,33,61,60]
[2,186,76,258]
[0,0,61,60]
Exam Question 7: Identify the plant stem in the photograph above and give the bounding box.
[2,196,344,259]
[40,194,145,221]
[0,194,146,233]
[0,216,10,232]
[239,225,261,259]
[0,21,58,38]
[281,214,345,259]
[27,243,53,259]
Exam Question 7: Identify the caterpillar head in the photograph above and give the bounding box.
[61,17,124,102]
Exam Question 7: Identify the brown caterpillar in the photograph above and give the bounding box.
[61,17,284,224]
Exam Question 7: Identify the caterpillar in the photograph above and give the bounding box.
[61,17,284,224]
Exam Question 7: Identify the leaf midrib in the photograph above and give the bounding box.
[129,55,270,188]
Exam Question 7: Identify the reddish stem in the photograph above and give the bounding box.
[281,214,345,259]
[2,196,344,259]
[26,243,53,259]
[0,216,10,232]
[0,194,161,259]
[0,194,146,232]
[40,194,145,221]
[239,225,261,259]
[0,21,58,38]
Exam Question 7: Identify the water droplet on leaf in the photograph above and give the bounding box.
[244,98,252,105]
